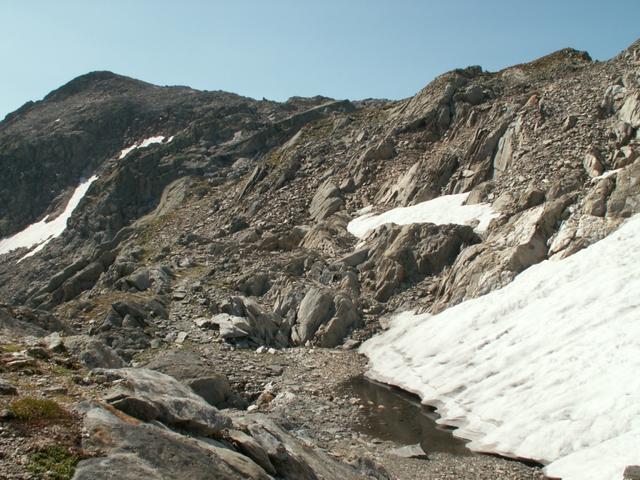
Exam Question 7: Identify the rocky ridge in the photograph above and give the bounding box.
[1,39,639,479]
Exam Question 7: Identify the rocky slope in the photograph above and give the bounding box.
[0,38,639,479]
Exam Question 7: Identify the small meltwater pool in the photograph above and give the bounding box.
[342,375,473,456]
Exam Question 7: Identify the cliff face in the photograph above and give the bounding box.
[0,40,639,480]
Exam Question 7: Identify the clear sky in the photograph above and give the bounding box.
[1,0,639,119]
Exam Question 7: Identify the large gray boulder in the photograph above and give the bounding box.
[73,406,271,480]
[144,349,246,409]
[291,287,360,347]
[63,335,126,369]
[218,296,287,347]
[291,288,334,344]
[102,368,230,435]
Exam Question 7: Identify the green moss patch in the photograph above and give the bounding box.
[27,445,81,480]
[9,397,69,421]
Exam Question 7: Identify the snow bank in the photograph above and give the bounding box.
[118,135,171,159]
[0,175,98,261]
[347,193,498,239]
[361,215,640,480]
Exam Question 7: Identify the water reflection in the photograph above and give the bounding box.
[343,375,473,456]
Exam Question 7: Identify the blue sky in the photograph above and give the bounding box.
[1,0,639,119]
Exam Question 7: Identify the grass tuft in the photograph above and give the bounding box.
[27,445,81,480]
[9,397,69,421]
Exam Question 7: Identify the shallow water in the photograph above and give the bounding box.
[343,375,474,456]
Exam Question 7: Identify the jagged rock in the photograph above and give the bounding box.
[518,188,546,209]
[547,170,584,199]
[300,213,354,256]
[211,313,252,339]
[584,177,614,216]
[122,266,172,292]
[339,176,356,193]
[63,335,126,369]
[230,412,388,480]
[103,368,230,434]
[314,294,360,348]
[465,181,494,205]
[291,288,335,345]
[335,248,369,268]
[360,222,479,302]
[583,150,604,178]
[619,94,640,128]
[493,117,522,174]
[433,198,571,310]
[257,226,307,252]
[493,192,516,212]
[309,181,344,221]
[608,160,640,217]
[548,215,622,260]
[376,160,422,205]
[457,84,485,105]
[73,405,270,480]
[44,331,66,353]
[226,429,277,475]
[144,349,246,409]
[112,300,147,323]
[562,114,578,131]
[218,297,285,347]
[237,272,271,297]
[126,268,151,291]
[291,287,360,347]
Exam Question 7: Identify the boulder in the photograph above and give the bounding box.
[218,297,285,347]
[103,368,230,435]
[230,412,389,480]
[291,288,335,344]
[144,349,246,409]
[74,403,387,480]
[211,313,252,339]
[291,287,361,347]
[583,150,604,178]
[619,94,640,128]
[63,335,126,369]
[314,294,360,348]
[584,177,614,217]
[608,161,640,217]
[388,444,428,459]
[73,405,270,480]
[309,181,344,221]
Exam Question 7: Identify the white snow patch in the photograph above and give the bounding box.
[355,205,374,216]
[118,135,172,159]
[0,175,98,261]
[591,168,622,182]
[347,193,498,239]
[360,214,640,480]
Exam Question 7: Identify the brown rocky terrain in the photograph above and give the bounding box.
[1,38,639,479]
